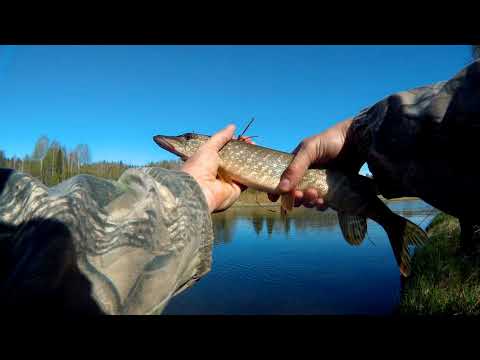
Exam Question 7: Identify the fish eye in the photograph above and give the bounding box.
[184,133,194,140]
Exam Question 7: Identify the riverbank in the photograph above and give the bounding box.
[232,203,278,207]
[233,189,277,207]
[233,191,419,207]
[399,212,480,315]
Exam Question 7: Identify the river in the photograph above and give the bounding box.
[163,199,437,315]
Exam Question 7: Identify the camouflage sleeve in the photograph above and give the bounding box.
[346,59,480,200]
[0,167,214,315]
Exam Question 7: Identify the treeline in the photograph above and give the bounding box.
[0,136,182,186]
[0,135,375,200]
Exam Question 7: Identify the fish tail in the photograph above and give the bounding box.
[380,213,429,277]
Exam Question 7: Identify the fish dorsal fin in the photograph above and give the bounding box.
[337,212,367,246]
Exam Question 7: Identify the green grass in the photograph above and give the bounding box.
[399,213,480,315]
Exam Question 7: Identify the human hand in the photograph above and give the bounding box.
[181,124,245,213]
[268,118,354,210]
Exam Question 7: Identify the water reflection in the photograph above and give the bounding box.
[164,199,439,315]
[212,213,236,245]
[213,207,344,243]
[252,216,264,235]
[212,203,437,246]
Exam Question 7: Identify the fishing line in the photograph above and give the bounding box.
[238,117,255,139]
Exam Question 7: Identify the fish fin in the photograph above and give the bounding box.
[217,168,233,184]
[280,193,294,218]
[337,212,367,246]
[383,214,429,277]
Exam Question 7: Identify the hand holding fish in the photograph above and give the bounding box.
[181,124,245,213]
[154,123,428,276]
[268,118,354,210]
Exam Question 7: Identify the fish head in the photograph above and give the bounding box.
[153,133,210,160]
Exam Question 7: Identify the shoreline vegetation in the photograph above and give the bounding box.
[0,136,183,187]
[400,212,480,315]
[233,189,419,207]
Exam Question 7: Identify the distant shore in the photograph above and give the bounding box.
[232,202,279,207]
[232,194,420,207]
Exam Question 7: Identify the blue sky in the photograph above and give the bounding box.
[0,45,472,174]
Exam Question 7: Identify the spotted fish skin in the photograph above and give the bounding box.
[217,140,330,196]
[153,132,429,277]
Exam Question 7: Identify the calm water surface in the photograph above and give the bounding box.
[163,199,437,315]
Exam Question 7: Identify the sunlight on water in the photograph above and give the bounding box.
[163,199,437,315]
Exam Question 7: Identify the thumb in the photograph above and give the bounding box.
[204,124,236,152]
[278,144,314,193]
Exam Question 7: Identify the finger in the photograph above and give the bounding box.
[315,198,329,211]
[316,204,328,211]
[293,190,304,207]
[302,188,319,204]
[278,143,315,193]
[204,124,236,152]
[234,181,248,192]
[214,181,242,212]
[268,193,279,202]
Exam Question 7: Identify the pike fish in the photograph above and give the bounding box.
[153,132,428,277]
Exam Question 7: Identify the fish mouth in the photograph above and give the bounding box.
[153,135,186,159]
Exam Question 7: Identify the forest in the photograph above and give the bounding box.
[0,135,181,186]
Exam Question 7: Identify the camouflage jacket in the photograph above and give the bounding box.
[347,59,480,220]
[0,167,214,315]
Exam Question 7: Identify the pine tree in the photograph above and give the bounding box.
[32,136,49,182]
[0,150,5,167]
